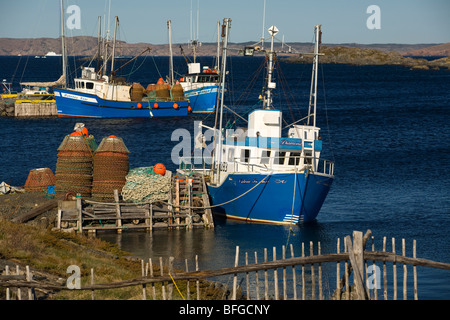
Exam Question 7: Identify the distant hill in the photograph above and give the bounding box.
[284,46,450,70]
[403,43,450,56]
[0,36,446,57]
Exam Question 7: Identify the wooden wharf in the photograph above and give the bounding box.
[56,173,214,233]
[2,230,450,300]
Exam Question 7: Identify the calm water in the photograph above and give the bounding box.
[0,55,449,299]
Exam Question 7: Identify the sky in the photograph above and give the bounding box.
[0,0,449,45]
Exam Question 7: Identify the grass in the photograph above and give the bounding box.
[0,218,226,300]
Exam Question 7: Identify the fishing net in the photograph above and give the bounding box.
[121,166,171,203]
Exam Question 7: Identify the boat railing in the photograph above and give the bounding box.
[179,157,213,175]
[179,156,334,177]
[231,156,334,176]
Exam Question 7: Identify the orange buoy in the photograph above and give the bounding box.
[108,135,117,138]
[188,106,192,112]
[157,78,164,85]
[137,103,142,109]
[153,163,166,176]
[70,131,82,136]
[173,103,179,109]
[154,103,159,109]
[81,127,89,136]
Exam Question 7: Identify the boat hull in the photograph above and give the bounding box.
[54,89,189,118]
[208,172,333,224]
[184,85,218,113]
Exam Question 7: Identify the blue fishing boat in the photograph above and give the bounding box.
[180,63,219,113]
[55,16,189,118]
[179,22,334,224]
[54,69,189,118]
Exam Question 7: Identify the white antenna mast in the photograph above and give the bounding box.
[261,0,266,50]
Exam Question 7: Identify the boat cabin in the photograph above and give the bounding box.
[73,67,131,101]
[216,109,323,177]
[180,63,220,89]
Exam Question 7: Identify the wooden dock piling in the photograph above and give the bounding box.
[56,173,214,233]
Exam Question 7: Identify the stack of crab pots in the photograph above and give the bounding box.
[92,135,130,202]
[55,134,97,198]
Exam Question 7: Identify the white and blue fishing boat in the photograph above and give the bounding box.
[180,63,219,113]
[179,22,334,224]
[55,15,189,118]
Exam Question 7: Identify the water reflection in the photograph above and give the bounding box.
[98,217,335,272]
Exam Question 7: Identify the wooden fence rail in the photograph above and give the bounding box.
[2,230,450,300]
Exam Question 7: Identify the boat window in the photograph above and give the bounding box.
[228,148,235,162]
[288,152,301,166]
[86,82,94,90]
[260,150,271,164]
[275,152,286,165]
[241,149,250,163]
[304,151,312,165]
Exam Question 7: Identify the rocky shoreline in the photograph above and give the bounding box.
[284,46,450,71]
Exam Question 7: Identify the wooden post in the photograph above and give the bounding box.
[141,260,147,300]
[232,246,239,300]
[301,242,306,300]
[145,204,150,232]
[264,248,269,300]
[168,257,174,300]
[160,257,166,300]
[290,244,297,300]
[76,194,83,233]
[392,238,397,300]
[91,268,95,300]
[149,258,156,300]
[402,238,407,300]
[195,255,200,300]
[185,259,190,300]
[346,232,368,300]
[336,238,341,300]
[273,246,278,300]
[114,190,122,233]
[245,252,250,300]
[175,179,180,228]
[16,265,22,300]
[5,265,10,300]
[372,236,378,300]
[254,251,260,300]
[344,237,349,300]
[383,236,388,300]
[150,204,153,232]
[310,241,315,300]
[413,240,418,300]
[26,266,33,300]
[318,242,323,300]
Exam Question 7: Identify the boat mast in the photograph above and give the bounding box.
[212,18,231,185]
[264,26,278,109]
[96,16,102,74]
[168,20,174,86]
[60,0,67,88]
[110,16,119,77]
[216,20,221,72]
[307,24,321,127]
